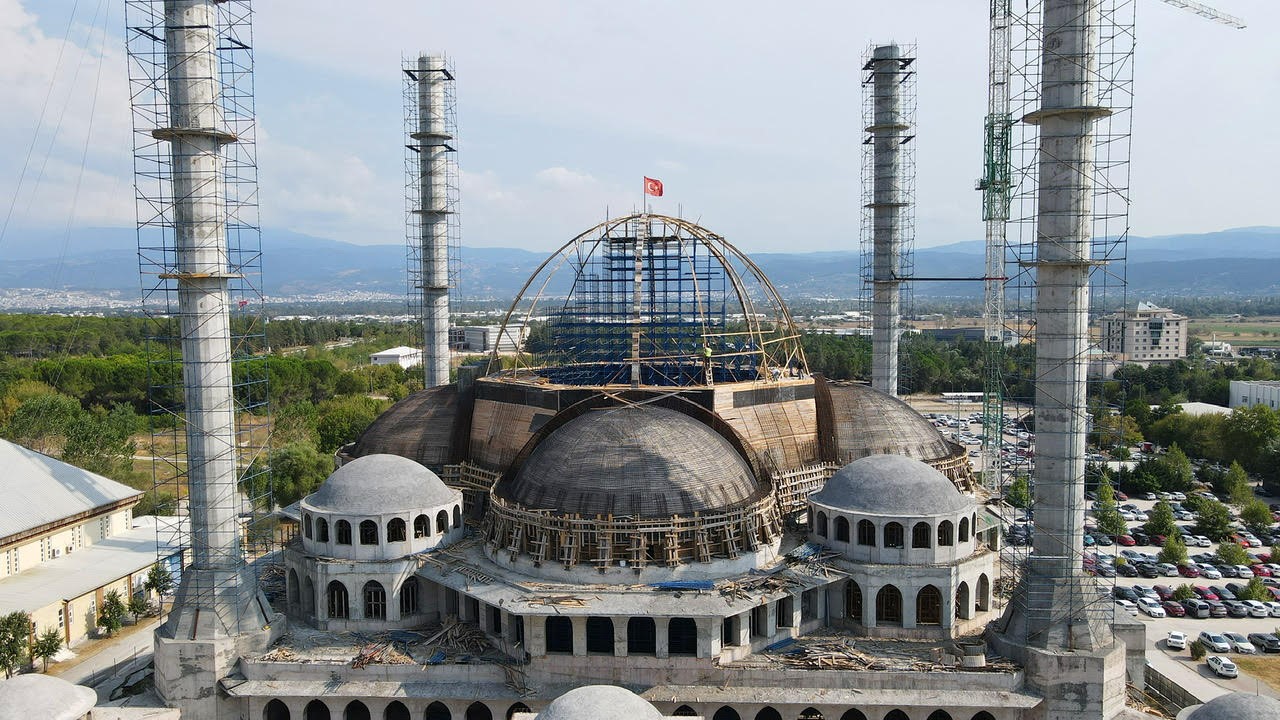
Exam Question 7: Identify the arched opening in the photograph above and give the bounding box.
[399,578,419,616]
[917,585,942,625]
[335,520,352,545]
[628,616,657,655]
[876,585,902,626]
[977,574,991,612]
[414,514,430,538]
[327,581,349,619]
[938,520,954,547]
[385,702,410,720]
[816,511,828,538]
[287,570,299,606]
[424,702,451,720]
[956,581,971,620]
[303,514,313,539]
[585,616,614,654]
[505,704,531,719]
[302,575,315,615]
[669,617,698,656]
[453,505,462,528]
[754,709,783,720]
[436,510,449,534]
[845,580,863,622]
[884,712,909,720]
[465,702,492,720]
[345,701,370,720]
[883,522,904,549]
[674,707,698,717]
[359,519,379,545]
[840,711,868,720]
[713,708,741,720]
[857,519,875,546]
[958,516,970,542]
[971,713,996,720]
[912,522,931,549]
[317,518,329,542]
[304,700,330,720]
[546,616,573,654]
[798,709,825,720]
[926,712,953,720]
[387,518,407,543]
[834,516,851,542]
[364,581,386,620]
[265,699,291,720]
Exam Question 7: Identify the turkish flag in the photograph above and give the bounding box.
[644,177,663,197]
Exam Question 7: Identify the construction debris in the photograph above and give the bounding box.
[518,595,594,608]
[718,573,803,603]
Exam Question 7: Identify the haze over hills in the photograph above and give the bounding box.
[2,226,1278,302]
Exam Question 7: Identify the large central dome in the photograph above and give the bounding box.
[496,405,764,517]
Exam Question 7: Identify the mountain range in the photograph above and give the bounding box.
[2,226,1278,301]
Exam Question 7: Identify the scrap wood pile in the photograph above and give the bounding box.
[418,617,494,662]
[259,645,299,662]
[351,640,415,669]
[784,543,844,578]
[258,563,286,602]
[718,573,803,603]
[769,638,1017,673]
[518,594,595,609]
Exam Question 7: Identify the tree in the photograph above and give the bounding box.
[1221,403,1280,472]
[98,590,127,637]
[1226,462,1253,507]
[314,396,386,453]
[144,565,174,613]
[1095,503,1128,538]
[1238,577,1273,603]
[31,627,63,672]
[1173,584,1195,601]
[1006,475,1031,509]
[1216,541,1249,566]
[1189,639,1206,660]
[1144,501,1178,539]
[0,611,32,678]
[1159,535,1189,566]
[1241,499,1274,535]
[2,393,81,454]
[1160,444,1195,492]
[1093,408,1143,448]
[127,594,150,623]
[265,441,332,507]
[1194,500,1234,542]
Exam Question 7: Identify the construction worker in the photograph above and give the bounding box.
[701,344,714,386]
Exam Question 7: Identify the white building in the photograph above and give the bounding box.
[370,346,423,369]
[1099,302,1188,364]
[1229,380,1280,411]
[463,324,526,353]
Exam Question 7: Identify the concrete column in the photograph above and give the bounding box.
[655,617,670,659]
[903,584,917,629]
[862,584,877,628]
[735,613,751,647]
[612,616,629,657]
[412,55,453,389]
[786,594,803,629]
[527,617,546,656]
[765,601,779,638]
[696,617,718,658]
[570,616,587,657]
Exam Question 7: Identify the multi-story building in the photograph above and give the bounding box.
[1229,379,1280,411]
[1100,302,1188,364]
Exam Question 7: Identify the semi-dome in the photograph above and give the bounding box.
[0,674,97,720]
[345,384,459,468]
[1183,692,1280,720]
[819,381,957,463]
[497,405,764,518]
[537,685,662,720]
[306,454,454,514]
[811,453,972,516]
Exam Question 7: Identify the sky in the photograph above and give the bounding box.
[1,0,1276,256]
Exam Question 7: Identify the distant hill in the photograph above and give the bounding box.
[2,225,1277,301]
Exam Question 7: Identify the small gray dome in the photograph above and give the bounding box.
[538,685,661,720]
[812,454,972,515]
[0,674,97,720]
[1186,692,1280,720]
[306,454,455,514]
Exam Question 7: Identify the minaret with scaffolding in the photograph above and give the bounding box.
[405,55,460,389]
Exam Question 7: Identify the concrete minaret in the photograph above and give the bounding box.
[148,1,275,716]
[410,55,454,388]
[865,44,911,397]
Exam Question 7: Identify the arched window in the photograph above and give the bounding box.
[834,516,851,542]
[798,709,825,720]
[316,518,329,543]
[424,702,451,720]
[546,616,573,654]
[437,510,449,534]
[673,707,698,717]
[977,573,991,612]
[265,699,291,720]
[399,578,419,616]
[956,581,971,620]
[669,617,697,656]
[912,522,931,548]
[927,712,954,720]
[917,585,942,625]
[453,505,462,528]
[345,700,370,720]
[815,511,829,538]
[359,520,378,545]
[505,704,531,720]
[302,576,315,615]
[414,514,430,538]
[938,520,954,547]
[585,617,614,654]
[364,581,386,620]
[627,616,657,655]
[971,713,996,720]
[712,708,741,720]
[846,580,863,622]
[327,581,349,619]
[303,514,313,539]
[958,516,970,542]
[755,709,783,720]
[384,702,410,720]
[857,519,875,546]
[876,585,902,626]
[387,518,407,543]
[465,703,492,720]
[883,522,904,549]
[840,711,868,720]
[287,569,299,606]
[884,712,910,720]
[335,520,352,545]
[304,700,330,720]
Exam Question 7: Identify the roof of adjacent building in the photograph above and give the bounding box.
[811,454,974,516]
[371,346,421,357]
[0,674,97,720]
[305,454,457,515]
[497,405,763,518]
[0,439,142,543]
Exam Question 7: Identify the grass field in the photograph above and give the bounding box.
[1234,656,1280,692]
[1189,316,1280,347]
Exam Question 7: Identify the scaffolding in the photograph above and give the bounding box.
[492,213,806,388]
[859,44,916,397]
[404,55,461,389]
[126,0,271,629]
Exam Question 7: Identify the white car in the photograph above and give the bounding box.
[1199,631,1232,653]
[1171,492,1187,501]
[1235,565,1254,578]
[1119,510,1137,521]
[1193,536,1212,548]
[1166,631,1187,650]
[1224,632,1257,654]
[1137,598,1166,618]
[1114,599,1139,616]
[1143,492,1158,501]
[1242,600,1270,618]
[1265,601,1280,618]
[1199,565,1222,580]
[1207,655,1238,678]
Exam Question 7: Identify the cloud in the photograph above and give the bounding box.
[534,167,598,189]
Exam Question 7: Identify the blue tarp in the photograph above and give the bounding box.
[647,580,715,591]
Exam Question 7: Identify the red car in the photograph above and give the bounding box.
[1259,553,1273,563]
[1161,600,1186,617]
[1271,587,1280,602]
[1115,491,1129,501]
[1194,586,1218,600]
[1252,564,1273,577]
[1153,585,1174,601]
[1178,564,1201,578]
[1117,535,1136,546]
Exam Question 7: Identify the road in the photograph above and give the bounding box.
[51,616,163,689]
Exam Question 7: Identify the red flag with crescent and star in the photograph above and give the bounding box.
[644,177,663,197]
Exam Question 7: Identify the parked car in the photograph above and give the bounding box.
[1193,586,1218,600]
[1156,563,1179,576]
[1162,601,1186,618]
[1234,565,1254,578]
[1143,492,1158,501]
[1131,530,1150,545]
[1243,599,1270,618]
[1266,601,1280,618]
[1136,563,1160,579]
[1211,586,1237,601]
[1095,564,1116,578]
[1247,632,1280,653]
[1207,655,1238,678]
[1205,600,1229,618]
[1182,599,1211,618]
[1153,585,1174,601]
[1223,600,1250,618]
[1137,597,1166,617]
[1224,632,1257,654]
[1113,586,1140,603]
[1117,535,1136,546]
[1199,632,1232,653]
[1114,599,1138,616]
[1166,630,1188,649]
[1178,564,1201,578]
[1115,563,1138,577]
[1192,535,1212,548]
[1198,564,1222,580]
[1253,564,1273,577]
